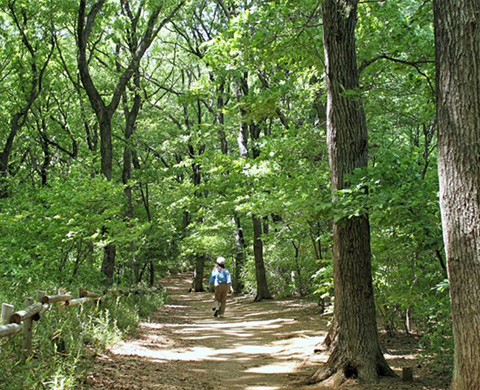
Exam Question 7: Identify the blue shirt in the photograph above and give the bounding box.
[209,266,231,286]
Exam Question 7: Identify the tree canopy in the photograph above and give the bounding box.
[1,0,477,388]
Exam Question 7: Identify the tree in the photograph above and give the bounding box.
[0,1,54,198]
[76,0,184,285]
[434,1,480,389]
[235,73,273,301]
[310,0,395,385]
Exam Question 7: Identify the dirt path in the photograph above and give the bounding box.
[83,273,447,390]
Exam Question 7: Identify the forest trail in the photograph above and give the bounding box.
[83,273,446,390]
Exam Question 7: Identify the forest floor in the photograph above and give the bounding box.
[82,273,450,390]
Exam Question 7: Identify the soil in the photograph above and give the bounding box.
[82,273,450,390]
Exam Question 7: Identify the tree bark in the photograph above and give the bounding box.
[236,76,250,159]
[101,244,116,286]
[117,2,143,278]
[193,254,206,292]
[434,2,480,389]
[252,214,272,301]
[233,214,246,293]
[39,123,51,186]
[217,80,228,154]
[77,0,116,285]
[0,114,24,198]
[149,261,155,287]
[189,135,206,291]
[310,0,394,384]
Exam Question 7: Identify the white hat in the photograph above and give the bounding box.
[216,256,225,265]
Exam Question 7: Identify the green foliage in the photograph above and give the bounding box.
[0,168,125,290]
[0,290,167,390]
[418,279,453,371]
[0,0,455,379]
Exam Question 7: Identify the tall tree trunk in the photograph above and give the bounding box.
[310,0,394,385]
[434,2,480,389]
[117,15,142,278]
[236,75,272,300]
[192,159,205,291]
[98,113,116,285]
[252,214,272,301]
[0,114,23,198]
[39,128,51,187]
[236,76,250,159]
[77,0,115,285]
[233,214,246,292]
[101,245,116,286]
[149,261,155,287]
[215,78,246,291]
[193,254,206,292]
[217,81,228,154]
[190,109,206,292]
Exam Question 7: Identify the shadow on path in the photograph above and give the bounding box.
[84,273,446,390]
[84,273,327,390]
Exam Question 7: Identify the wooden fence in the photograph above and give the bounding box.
[0,286,160,359]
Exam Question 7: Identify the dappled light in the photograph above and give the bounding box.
[97,274,328,389]
[85,273,330,389]
[83,274,446,390]
[0,0,471,388]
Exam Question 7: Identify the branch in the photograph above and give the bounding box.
[170,21,204,58]
[37,32,56,95]
[215,0,231,18]
[359,54,434,73]
[8,2,35,56]
[83,0,107,43]
[257,71,290,130]
[77,0,107,116]
[109,1,186,114]
[359,54,435,94]
[54,33,80,89]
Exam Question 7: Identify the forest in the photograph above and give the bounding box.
[0,0,479,389]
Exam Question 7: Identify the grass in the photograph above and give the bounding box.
[0,289,168,390]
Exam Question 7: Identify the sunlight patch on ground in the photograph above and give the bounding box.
[246,361,297,374]
[163,304,188,309]
[104,277,331,388]
[88,274,445,390]
[169,318,297,329]
[140,322,164,329]
[386,353,419,361]
[111,341,284,361]
[185,334,255,340]
[109,324,327,371]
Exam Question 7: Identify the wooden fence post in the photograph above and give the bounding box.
[36,291,46,303]
[2,303,14,324]
[22,297,34,359]
[402,367,414,382]
[36,291,49,320]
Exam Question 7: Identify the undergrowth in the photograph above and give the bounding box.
[0,290,168,390]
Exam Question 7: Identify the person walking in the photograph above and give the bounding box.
[209,256,234,318]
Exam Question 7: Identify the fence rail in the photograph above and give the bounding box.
[0,286,160,358]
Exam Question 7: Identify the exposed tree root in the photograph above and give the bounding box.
[307,345,397,387]
[253,295,274,302]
